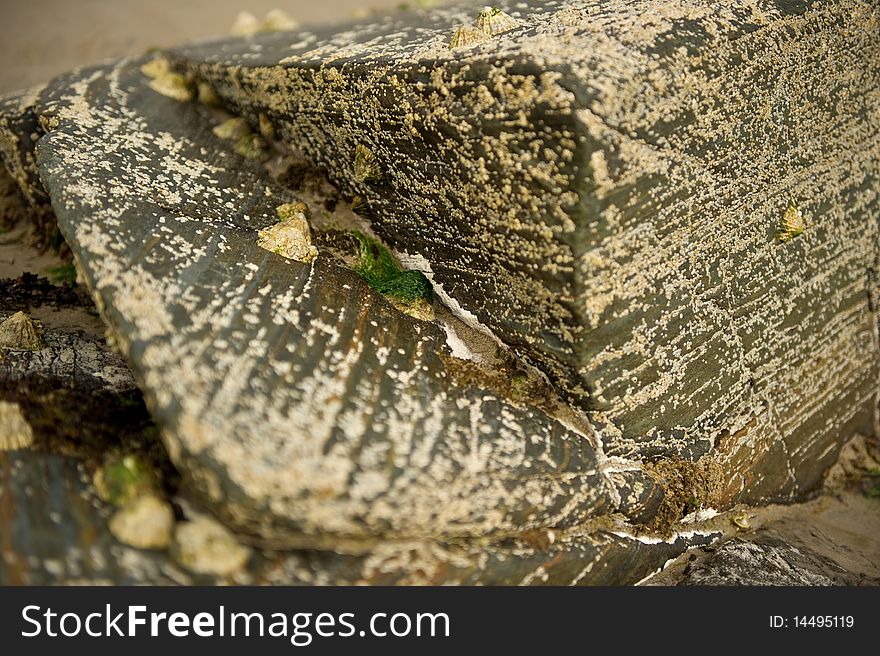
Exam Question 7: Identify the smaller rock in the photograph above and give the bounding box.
[94,453,160,507]
[0,401,34,450]
[257,202,319,263]
[109,495,175,550]
[172,516,251,576]
[0,311,45,351]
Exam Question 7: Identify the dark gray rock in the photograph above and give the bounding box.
[679,531,878,586]
[0,0,876,584]
[171,0,880,501]
[18,57,652,548]
[0,450,715,585]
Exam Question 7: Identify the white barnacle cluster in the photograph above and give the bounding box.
[257,202,319,263]
[450,6,521,49]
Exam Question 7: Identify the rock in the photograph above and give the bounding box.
[0,317,156,457]
[0,449,716,585]
[679,532,874,586]
[0,450,192,584]
[5,55,647,548]
[109,495,175,550]
[172,0,880,504]
[0,0,876,583]
[172,515,251,576]
[0,400,33,450]
[0,87,59,252]
[0,311,45,350]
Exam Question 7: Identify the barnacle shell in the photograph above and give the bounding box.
[257,202,319,263]
[450,25,490,48]
[475,6,520,36]
[778,198,805,242]
[353,143,383,183]
[732,512,752,529]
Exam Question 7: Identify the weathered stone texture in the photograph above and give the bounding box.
[0,451,712,585]
[0,0,877,582]
[174,0,880,501]
[13,58,656,546]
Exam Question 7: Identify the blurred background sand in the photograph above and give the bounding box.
[0,0,401,95]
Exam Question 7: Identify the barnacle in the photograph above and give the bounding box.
[141,58,194,102]
[231,9,298,37]
[450,6,518,48]
[353,143,383,183]
[0,311,45,351]
[450,26,489,48]
[109,495,175,550]
[778,197,805,242]
[474,6,520,36]
[148,73,194,102]
[732,512,752,529]
[257,202,318,263]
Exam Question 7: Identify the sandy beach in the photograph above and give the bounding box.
[0,0,400,95]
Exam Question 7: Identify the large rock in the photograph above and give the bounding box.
[174,0,880,501]
[0,0,877,582]
[7,57,668,547]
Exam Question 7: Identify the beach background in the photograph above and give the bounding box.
[0,0,401,95]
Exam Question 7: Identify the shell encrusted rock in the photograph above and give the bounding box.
[0,0,877,582]
[170,0,880,501]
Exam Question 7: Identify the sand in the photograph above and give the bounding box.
[0,0,402,95]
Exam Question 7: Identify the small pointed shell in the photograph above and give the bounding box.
[263,9,298,32]
[474,6,520,36]
[257,203,318,263]
[0,400,34,451]
[450,26,489,48]
[230,11,262,37]
[354,143,383,183]
[778,198,805,242]
[148,73,194,102]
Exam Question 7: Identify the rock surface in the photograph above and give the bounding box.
[0,0,877,584]
[173,0,880,502]
[0,450,714,585]
[679,531,877,586]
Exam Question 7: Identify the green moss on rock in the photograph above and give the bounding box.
[352,232,433,304]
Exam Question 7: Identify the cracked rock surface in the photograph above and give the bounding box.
[0,0,878,585]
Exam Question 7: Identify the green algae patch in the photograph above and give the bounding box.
[352,232,433,305]
[45,263,77,286]
[94,452,161,507]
